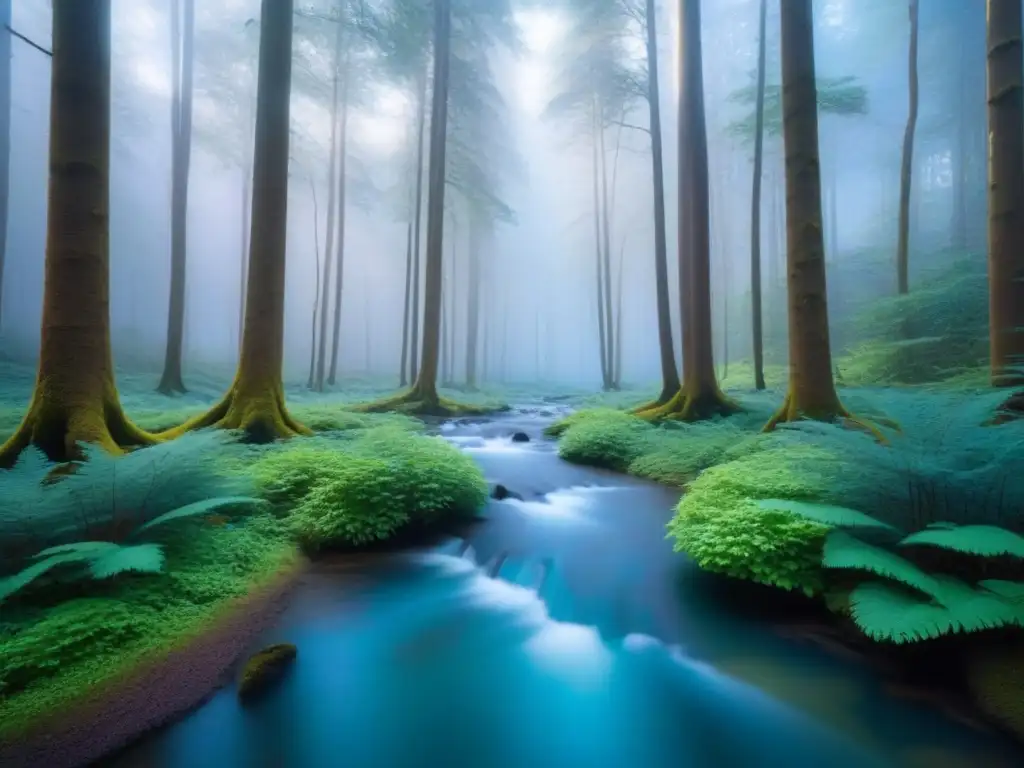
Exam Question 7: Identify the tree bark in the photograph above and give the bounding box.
[313,23,344,391]
[326,71,350,386]
[987,0,1024,387]
[409,70,428,382]
[464,213,480,389]
[896,0,919,296]
[376,0,450,412]
[238,148,251,354]
[0,0,11,331]
[642,0,679,403]
[591,100,609,388]
[162,0,309,441]
[0,0,156,465]
[642,0,735,421]
[764,0,869,432]
[306,175,321,389]
[598,117,616,388]
[614,235,625,387]
[399,220,413,386]
[748,0,767,390]
[157,0,194,395]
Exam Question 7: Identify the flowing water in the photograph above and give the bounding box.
[112,408,1023,768]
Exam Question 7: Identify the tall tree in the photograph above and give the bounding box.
[642,0,679,404]
[895,0,919,296]
[157,0,196,395]
[987,0,1024,387]
[399,220,413,385]
[0,0,10,331]
[325,61,351,387]
[763,0,870,432]
[162,0,310,440]
[0,0,156,465]
[642,0,734,421]
[749,0,768,390]
[313,14,345,391]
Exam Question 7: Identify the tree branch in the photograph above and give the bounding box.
[606,118,650,135]
[6,24,52,57]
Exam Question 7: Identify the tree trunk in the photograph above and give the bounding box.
[238,152,251,354]
[444,209,456,385]
[162,0,309,441]
[465,212,481,390]
[765,0,865,431]
[399,220,413,385]
[643,0,734,421]
[0,0,156,465]
[0,0,11,331]
[306,175,321,389]
[405,0,451,409]
[613,236,625,387]
[987,0,1024,387]
[326,69,351,386]
[313,23,345,391]
[951,33,970,251]
[748,0,767,390]
[896,0,919,296]
[598,119,616,389]
[409,71,428,383]
[591,100,609,389]
[641,0,679,403]
[157,0,194,395]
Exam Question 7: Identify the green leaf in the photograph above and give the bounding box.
[33,541,121,559]
[849,577,1024,643]
[0,554,79,604]
[823,531,942,599]
[135,496,267,533]
[978,580,1024,603]
[755,499,894,530]
[88,544,166,579]
[899,525,1024,558]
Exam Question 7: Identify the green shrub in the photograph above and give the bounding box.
[668,444,836,595]
[557,412,650,470]
[252,428,487,550]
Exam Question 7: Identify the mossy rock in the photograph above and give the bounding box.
[238,642,297,704]
[964,643,1024,740]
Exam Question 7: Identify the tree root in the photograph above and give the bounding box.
[157,383,311,442]
[634,384,740,422]
[0,394,159,467]
[763,392,890,443]
[352,385,495,418]
[986,390,1024,426]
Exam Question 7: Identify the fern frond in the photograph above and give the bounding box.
[135,496,267,533]
[0,553,80,604]
[88,543,165,579]
[849,577,1024,643]
[823,531,942,599]
[33,541,121,559]
[978,580,1024,604]
[755,499,895,531]
[899,525,1024,558]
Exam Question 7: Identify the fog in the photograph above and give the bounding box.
[0,0,983,389]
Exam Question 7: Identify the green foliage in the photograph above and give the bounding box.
[558,411,650,470]
[252,428,488,550]
[0,513,298,727]
[899,525,1024,558]
[754,499,895,531]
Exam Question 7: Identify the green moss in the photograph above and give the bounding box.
[965,644,1024,741]
[667,445,839,595]
[0,514,299,736]
[252,428,488,550]
[238,642,297,704]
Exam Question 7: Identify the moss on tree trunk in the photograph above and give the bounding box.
[161,0,307,442]
[638,0,736,423]
[987,0,1024,387]
[762,0,878,438]
[0,0,155,466]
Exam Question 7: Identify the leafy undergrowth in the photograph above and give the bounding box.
[0,384,489,733]
[0,514,300,736]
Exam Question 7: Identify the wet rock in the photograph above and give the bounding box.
[491,484,523,501]
[238,643,297,704]
[510,431,530,443]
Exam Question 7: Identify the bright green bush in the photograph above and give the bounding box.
[557,411,650,470]
[252,428,487,550]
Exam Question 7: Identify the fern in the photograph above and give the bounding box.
[88,544,165,579]
[848,578,1024,643]
[822,531,943,599]
[899,525,1024,559]
[755,499,895,531]
[136,496,266,533]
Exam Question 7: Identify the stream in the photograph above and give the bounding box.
[111,407,1023,768]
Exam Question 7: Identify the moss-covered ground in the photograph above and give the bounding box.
[0,359,492,738]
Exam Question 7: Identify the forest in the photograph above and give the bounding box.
[0,0,1023,766]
